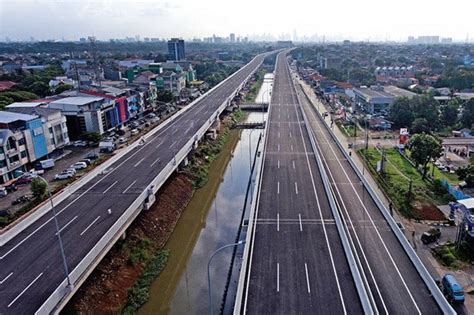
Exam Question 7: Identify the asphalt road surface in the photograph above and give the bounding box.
[295,71,443,314]
[0,53,267,314]
[243,52,363,314]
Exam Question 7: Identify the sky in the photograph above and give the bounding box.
[1,0,473,42]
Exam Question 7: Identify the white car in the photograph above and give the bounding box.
[65,167,77,175]
[71,162,87,170]
[72,140,88,147]
[55,171,74,180]
[118,137,127,144]
[131,129,139,135]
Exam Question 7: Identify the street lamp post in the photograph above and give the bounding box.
[207,240,246,315]
[24,173,72,288]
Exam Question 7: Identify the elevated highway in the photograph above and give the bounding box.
[0,52,270,314]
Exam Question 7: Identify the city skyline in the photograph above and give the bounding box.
[1,0,473,42]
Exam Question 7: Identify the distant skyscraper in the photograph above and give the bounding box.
[230,33,236,43]
[167,38,186,60]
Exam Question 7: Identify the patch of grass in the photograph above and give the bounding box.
[121,249,170,315]
[244,69,266,103]
[359,148,453,218]
[431,242,470,270]
[128,238,153,266]
[336,121,357,138]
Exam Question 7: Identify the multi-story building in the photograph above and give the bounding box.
[0,111,50,183]
[159,71,186,96]
[167,38,186,61]
[6,103,69,154]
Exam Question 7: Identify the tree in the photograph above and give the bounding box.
[30,177,47,200]
[407,133,443,179]
[54,84,73,94]
[389,97,414,128]
[81,131,102,143]
[461,99,474,129]
[411,118,431,134]
[440,101,459,128]
[157,91,174,103]
[411,95,439,131]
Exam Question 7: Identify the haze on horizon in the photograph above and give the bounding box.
[1,0,473,42]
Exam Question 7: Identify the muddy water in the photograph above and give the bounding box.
[138,113,266,315]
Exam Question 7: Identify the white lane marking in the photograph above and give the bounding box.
[277,143,280,151]
[155,141,162,149]
[291,144,294,152]
[55,216,78,235]
[80,216,101,236]
[102,180,118,194]
[304,263,311,293]
[289,131,292,138]
[277,160,280,169]
[278,132,280,138]
[122,180,137,194]
[299,213,303,231]
[0,272,13,285]
[277,181,280,194]
[170,140,177,147]
[0,137,151,260]
[292,160,296,169]
[150,156,161,167]
[133,157,146,167]
[277,213,280,231]
[287,63,347,313]
[295,182,299,195]
[308,98,420,313]
[277,263,280,292]
[8,273,43,308]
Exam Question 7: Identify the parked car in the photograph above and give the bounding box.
[12,195,30,205]
[146,113,157,119]
[35,158,55,170]
[118,137,127,144]
[80,158,92,166]
[0,187,8,198]
[144,122,151,128]
[131,129,139,136]
[442,274,465,304]
[65,167,77,175]
[421,228,441,244]
[71,162,87,170]
[150,117,160,124]
[15,176,33,185]
[85,152,100,160]
[72,140,88,147]
[55,171,74,180]
[5,183,17,193]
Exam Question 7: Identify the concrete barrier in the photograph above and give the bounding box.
[35,55,266,314]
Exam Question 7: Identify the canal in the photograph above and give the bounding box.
[138,74,273,315]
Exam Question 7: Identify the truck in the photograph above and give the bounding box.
[36,159,55,170]
[99,141,116,153]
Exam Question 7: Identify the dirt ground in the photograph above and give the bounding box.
[64,173,194,314]
[413,202,447,221]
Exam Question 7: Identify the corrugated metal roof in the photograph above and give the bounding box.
[0,111,38,123]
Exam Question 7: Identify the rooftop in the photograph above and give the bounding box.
[6,102,46,108]
[0,111,38,124]
[49,96,103,106]
[353,87,394,99]
[384,85,417,99]
[7,107,60,117]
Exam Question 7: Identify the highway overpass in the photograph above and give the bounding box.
[0,52,270,314]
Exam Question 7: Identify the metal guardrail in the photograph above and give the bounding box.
[35,55,266,314]
[298,84,456,315]
[293,69,374,315]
